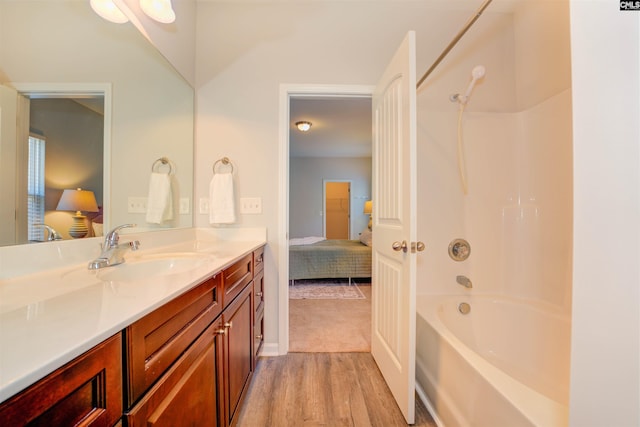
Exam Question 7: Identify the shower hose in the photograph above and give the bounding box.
[457,103,469,195]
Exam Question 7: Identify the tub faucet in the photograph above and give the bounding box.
[456,275,472,288]
[88,224,140,270]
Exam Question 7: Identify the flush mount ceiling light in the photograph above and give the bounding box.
[90,0,129,24]
[140,0,176,23]
[295,121,312,132]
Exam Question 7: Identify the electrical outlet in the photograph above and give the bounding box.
[179,198,190,214]
[199,197,210,214]
[128,197,147,213]
[240,197,262,214]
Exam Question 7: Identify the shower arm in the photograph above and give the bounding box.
[416,0,493,90]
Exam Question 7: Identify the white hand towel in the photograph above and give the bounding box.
[209,172,236,224]
[146,172,173,224]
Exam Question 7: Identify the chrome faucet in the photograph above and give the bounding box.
[456,275,472,288]
[88,224,140,270]
[34,224,62,241]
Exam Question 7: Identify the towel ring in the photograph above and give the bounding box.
[213,157,234,174]
[152,157,174,174]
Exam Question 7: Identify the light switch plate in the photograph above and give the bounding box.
[199,197,210,214]
[240,197,262,214]
[128,197,147,213]
[179,198,190,214]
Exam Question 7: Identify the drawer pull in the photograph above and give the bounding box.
[256,292,263,297]
[255,334,263,340]
[224,321,233,329]
[216,328,227,335]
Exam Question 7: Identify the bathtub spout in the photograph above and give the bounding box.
[456,275,472,288]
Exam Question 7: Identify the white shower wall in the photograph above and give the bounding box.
[418,89,572,310]
[417,0,572,312]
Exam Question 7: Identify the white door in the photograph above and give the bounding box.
[370,31,417,424]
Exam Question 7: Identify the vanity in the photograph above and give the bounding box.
[0,227,266,426]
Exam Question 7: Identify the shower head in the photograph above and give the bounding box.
[471,65,486,80]
[457,65,486,104]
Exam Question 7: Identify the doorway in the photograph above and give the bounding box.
[280,84,374,354]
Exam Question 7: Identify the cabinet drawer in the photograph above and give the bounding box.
[125,274,222,407]
[253,246,264,275]
[0,333,122,427]
[253,269,264,315]
[223,253,253,308]
[125,321,223,427]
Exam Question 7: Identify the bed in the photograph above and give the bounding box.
[289,239,372,282]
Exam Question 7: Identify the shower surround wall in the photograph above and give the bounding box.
[417,0,572,310]
[416,0,573,420]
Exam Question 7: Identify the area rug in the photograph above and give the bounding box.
[289,281,365,300]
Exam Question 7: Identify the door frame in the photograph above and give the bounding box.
[277,84,374,355]
[322,179,352,239]
[12,82,112,234]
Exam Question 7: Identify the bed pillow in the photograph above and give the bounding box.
[359,229,373,246]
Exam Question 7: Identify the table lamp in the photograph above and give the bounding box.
[56,188,99,238]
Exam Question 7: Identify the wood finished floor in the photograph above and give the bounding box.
[236,353,437,427]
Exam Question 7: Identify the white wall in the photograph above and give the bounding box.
[290,157,371,239]
[569,1,640,425]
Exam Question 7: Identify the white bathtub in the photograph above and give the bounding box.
[415,295,570,427]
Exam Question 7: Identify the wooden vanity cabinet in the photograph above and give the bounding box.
[220,284,254,427]
[0,333,123,427]
[124,274,222,407]
[124,321,224,427]
[222,253,253,308]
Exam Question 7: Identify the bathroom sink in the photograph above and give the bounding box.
[96,253,213,282]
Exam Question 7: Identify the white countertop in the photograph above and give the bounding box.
[0,227,266,403]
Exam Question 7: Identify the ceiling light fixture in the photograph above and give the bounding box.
[90,0,129,24]
[295,121,312,132]
[140,0,176,24]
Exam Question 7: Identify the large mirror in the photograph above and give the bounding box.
[0,0,194,246]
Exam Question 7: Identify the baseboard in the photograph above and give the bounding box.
[416,382,445,427]
[258,342,280,357]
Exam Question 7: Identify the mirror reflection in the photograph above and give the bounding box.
[0,0,194,247]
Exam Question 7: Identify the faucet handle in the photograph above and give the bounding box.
[104,223,136,247]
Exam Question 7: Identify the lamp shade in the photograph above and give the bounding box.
[363,200,373,214]
[57,188,99,213]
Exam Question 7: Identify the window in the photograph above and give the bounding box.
[27,135,45,241]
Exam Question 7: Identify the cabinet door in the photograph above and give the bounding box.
[0,333,122,427]
[126,321,224,427]
[222,284,253,427]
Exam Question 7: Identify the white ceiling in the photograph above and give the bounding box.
[290,96,372,158]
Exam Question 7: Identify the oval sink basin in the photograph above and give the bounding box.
[97,253,212,282]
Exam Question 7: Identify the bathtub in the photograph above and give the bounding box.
[415,295,570,427]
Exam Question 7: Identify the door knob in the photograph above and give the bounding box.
[411,241,426,253]
[392,240,408,252]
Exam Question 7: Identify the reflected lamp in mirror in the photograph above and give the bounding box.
[363,200,373,230]
[56,188,99,238]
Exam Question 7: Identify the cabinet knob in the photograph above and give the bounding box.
[224,321,233,329]
[255,334,263,340]
[256,292,263,297]
[216,328,227,335]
